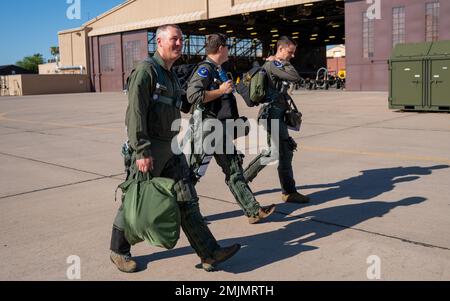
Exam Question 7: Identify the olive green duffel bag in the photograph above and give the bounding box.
[118,172,181,249]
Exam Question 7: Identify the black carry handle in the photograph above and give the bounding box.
[287,96,300,112]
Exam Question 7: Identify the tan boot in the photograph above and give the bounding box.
[110,251,137,273]
[248,204,276,224]
[201,244,241,272]
[282,192,310,204]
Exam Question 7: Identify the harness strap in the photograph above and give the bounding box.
[144,57,180,108]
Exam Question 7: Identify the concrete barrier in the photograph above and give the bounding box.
[0,74,91,96]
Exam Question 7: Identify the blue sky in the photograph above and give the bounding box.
[0,1,339,66]
[0,0,124,65]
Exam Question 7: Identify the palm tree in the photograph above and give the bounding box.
[50,47,60,62]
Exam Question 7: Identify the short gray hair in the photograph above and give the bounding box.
[156,24,182,39]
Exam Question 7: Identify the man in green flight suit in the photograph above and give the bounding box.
[243,36,311,204]
[109,25,240,273]
[187,33,276,224]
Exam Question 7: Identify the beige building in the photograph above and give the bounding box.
[58,0,342,92]
[326,44,345,75]
[57,0,450,92]
[38,63,58,75]
[0,74,91,96]
[326,44,345,58]
[58,26,90,75]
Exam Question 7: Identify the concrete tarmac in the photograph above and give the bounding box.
[0,91,449,280]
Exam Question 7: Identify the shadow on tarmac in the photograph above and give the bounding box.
[253,165,448,203]
[218,196,426,273]
[133,165,447,273]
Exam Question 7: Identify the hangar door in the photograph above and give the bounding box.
[98,34,123,92]
[90,30,148,92]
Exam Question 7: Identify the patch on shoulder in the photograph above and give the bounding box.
[273,60,284,68]
[197,67,210,78]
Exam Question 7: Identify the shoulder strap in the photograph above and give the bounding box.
[248,66,263,78]
[144,57,166,88]
[198,60,219,79]
[144,57,181,107]
[190,60,219,113]
[288,96,299,112]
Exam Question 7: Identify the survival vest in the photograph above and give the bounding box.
[236,65,269,107]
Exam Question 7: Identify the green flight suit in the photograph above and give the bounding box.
[110,52,219,260]
[243,60,301,194]
[187,59,261,218]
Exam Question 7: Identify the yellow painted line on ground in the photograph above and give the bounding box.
[302,145,450,164]
[0,108,36,119]
[0,116,122,133]
[2,113,449,164]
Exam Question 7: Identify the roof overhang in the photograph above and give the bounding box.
[83,0,136,27]
[88,10,207,37]
[230,0,320,15]
[58,26,86,35]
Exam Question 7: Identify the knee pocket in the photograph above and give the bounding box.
[179,200,200,215]
[229,155,245,172]
[174,180,198,203]
[227,172,246,187]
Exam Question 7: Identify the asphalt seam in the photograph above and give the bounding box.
[0,124,120,145]
[199,194,450,252]
[363,126,450,133]
[0,124,67,136]
[0,151,110,177]
[0,173,124,200]
[24,129,119,145]
[0,116,122,133]
[305,217,450,251]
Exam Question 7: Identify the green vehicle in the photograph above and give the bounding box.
[389,40,450,112]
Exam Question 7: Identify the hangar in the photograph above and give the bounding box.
[57,0,449,92]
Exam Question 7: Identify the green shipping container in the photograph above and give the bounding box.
[389,40,450,112]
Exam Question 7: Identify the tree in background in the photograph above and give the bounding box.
[50,47,60,63]
[16,54,45,73]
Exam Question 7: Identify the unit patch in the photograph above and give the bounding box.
[273,61,284,68]
[197,67,209,78]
